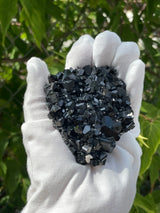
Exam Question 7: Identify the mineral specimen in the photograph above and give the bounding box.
[44,65,135,166]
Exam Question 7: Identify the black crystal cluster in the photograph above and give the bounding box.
[44,65,135,166]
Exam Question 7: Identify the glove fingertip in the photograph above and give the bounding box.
[26,57,50,87]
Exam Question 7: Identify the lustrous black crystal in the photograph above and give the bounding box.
[44,65,135,166]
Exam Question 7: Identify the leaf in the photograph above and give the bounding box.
[133,5,143,34]
[149,154,160,186]
[21,178,30,202]
[5,160,21,194]
[110,14,120,31]
[140,118,160,175]
[0,161,7,177]
[53,51,66,59]
[0,195,10,207]
[143,38,157,60]
[139,102,160,175]
[20,0,46,47]
[0,66,13,81]
[0,0,17,43]
[141,102,160,119]
[0,132,9,159]
[134,193,156,213]
[45,56,64,75]
[152,190,160,204]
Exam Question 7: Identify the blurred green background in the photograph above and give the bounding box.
[0,0,160,212]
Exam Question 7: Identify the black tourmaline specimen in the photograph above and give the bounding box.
[44,65,135,166]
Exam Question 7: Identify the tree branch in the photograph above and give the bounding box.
[1,58,29,63]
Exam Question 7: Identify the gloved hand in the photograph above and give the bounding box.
[21,31,145,213]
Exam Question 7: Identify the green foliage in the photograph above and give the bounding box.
[20,0,46,47]
[139,102,160,174]
[134,193,157,213]
[0,0,160,212]
[0,0,17,43]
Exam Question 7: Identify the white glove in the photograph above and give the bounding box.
[21,31,145,213]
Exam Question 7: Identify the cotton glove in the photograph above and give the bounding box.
[21,31,145,213]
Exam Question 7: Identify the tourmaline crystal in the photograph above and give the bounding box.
[44,65,135,166]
